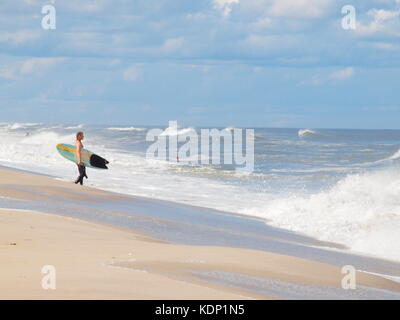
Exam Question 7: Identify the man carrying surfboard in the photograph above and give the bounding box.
[75,131,88,185]
[56,134,109,176]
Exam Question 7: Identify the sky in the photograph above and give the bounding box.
[0,0,400,128]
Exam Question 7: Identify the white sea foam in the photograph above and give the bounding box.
[242,169,400,261]
[107,127,146,131]
[21,131,73,145]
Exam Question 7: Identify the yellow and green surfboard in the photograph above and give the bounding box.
[56,144,109,169]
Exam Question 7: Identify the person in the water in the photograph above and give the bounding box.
[75,131,88,185]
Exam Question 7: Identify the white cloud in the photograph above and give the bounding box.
[243,34,300,51]
[330,67,355,80]
[372,9,400,20]
[245,34,271,48]
[298,74,323,86]
[0,69,18,80]
[110,59,121,66]
[251,16,273,29]
[356,9,400,36]
[268,0,334,19]
[213,0,240,17]
[0,57,66,80]
[186,12,207,20]
[187,63,213,73]
[299,67,355,86]
[64,32,102,50]
[0,30,40,44]
[20,58,66,74]
[123,65,142,81]
[160,37,184,53]
[60,0,108,13]
[239,0,334,19]
[373,42,400,50]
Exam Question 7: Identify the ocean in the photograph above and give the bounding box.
[1,122,400,262]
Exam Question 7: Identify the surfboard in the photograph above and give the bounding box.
[56,143,109,169]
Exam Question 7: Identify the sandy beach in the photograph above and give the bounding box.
[3,0,400,303]
[1,166,400,300]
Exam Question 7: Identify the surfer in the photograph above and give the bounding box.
[74,131,88,185]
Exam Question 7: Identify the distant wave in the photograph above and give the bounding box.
[6,123,41,130]
[388,149,400,160]
[222,127,265,140]
[363,148,400,166]
[107,127,146,132]
[64,124,84,130]
[298,129,317,137]
[160,127,196,136]
[223,126,236,132]
[252,134,266,141]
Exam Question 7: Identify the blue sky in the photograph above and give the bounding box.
[1,0,400,128]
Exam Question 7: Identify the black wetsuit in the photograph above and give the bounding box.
[75,164,88,185]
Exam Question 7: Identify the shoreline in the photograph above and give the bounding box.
[0,164,395,264]
[1,165,400,299]
[0,165,352,252]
